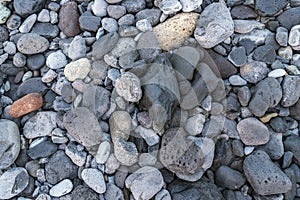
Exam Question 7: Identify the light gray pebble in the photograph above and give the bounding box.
[136,19,152,32]
[268,69,287,78]
[135,125,160,146]
[6,14,21,30]
[105,154,120,174]
[38,9,50,22]
[229,75,247,86]
[17,33,49,54]
[118,14,135,26]
[115,72,142,102]
[102,17,118,33]
[228,46,247,67]
[92,0,108,17]
[13,52,26,68]
[107,68,120,81]
[81,168,106,193]
[281,75,300,107]
[95,141,111,164]
[180,0,202,12]
[49,179,73,197]
[68,35,86,61]
[3,41,16,55]
[278,46,293,60]
[114,138,138,166]
[104,183,124,200]
[276,27,288,46]
[65,142,87,166]
[139,153,157,167]
[22,71,33,82]
[288,25,300,48]
[119,25,139,37]
[50,11,58,24]
[42,69,57,83]
[158,0,182,15]
[184,114,206,136]
[19,14,37,33]
[46,50,67,69]
[155,189,172,200]
[107,5,127,19]
[0,53,8,65]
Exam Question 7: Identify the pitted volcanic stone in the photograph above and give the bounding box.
[63,107,103,147]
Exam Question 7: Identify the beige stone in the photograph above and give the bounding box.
[153,12,199,51]
[64,58,91,81]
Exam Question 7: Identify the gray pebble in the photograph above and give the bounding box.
[79,11,101,32]
[19,14,37,33]
[68,35,86,61]
[17,33,49,55]
[229,75,247,86]
[95,141,111,164]
[31,22,60,38]
[6,14,22,30]
[37,9,50,23]
[81,168,106,193]
[118,14,135,26]
[65,142,87,166]
[104,183,124,200]
[27,137,58,159]
[102,17,118,32]
[136,9,161,26]
[13,52,27,68]
[114,138,138,166]
[215,165,246,190]
[107,5,127,19]
[92,0,108,17]
[281,75,300,107]
[13,0,46,18]
[27,54,45,70]
[282,151,293,169]
[49,179,73,197]
[276,26,288,46]
[158,0,182,15]
[121,0,146,13]
[259,132,284,160]
[46,50,68,69]
[3,41,16,55]
[284,135,300,166]
[228,46,247,67]
[240,60,270,84]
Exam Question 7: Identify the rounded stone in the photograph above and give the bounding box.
[58,2,81,37]
[0,4,11,25]
[13,0,46,18]
[237,117,270,145]
[46,50,67,69]
[114,138,138,166]
[240,60,270,84]
[0,119,20,169]
[49,179,73,197]
[17,33,49,55]
[115,72,142,102]
[81,168,106,194]
[109,111,132,142]
[64,58,91,82]
[215,165,246,190]
[95,141,111,164]
[6,14,22,30]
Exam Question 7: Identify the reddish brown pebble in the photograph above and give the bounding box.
[9,93,43,118]
[59,2,81,37]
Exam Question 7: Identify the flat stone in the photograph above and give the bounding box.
[102,17,118,32]
[31,23,59,38]
[215,165,246,190]
[16,78,46,97]
[49,179,73,197]
[68,36,86,61]
[92,32,119,60]
[46,50,67,69]
[0,167,29,199]
[277,7,300,30]
[158,0,182,15]
[229,75,247,86]
[81,168,106,194]
[38,9,50,22]
[114,138,138,166]
[195,2,234,48]
[125,166,164,200]
[64,58,91,81]
[228,46,247,67]
[234,20,265,34]
[284,135,300,166]
[255,0,288,16]
[95,141,111,164]
[237,117,269,145]
[136,19,152,32]
[23,111,57,139]
[276,27,288,46]
[9,93,43,118]
[253,45,276,64]
[268,69,287,78]
[231,5,258,19]
[63,107,103,147]
[27,138,57,159]
[58,2,81,37]
[45,150,78,185]
[243,150,292,195]
[281,75,300,107]
[107,5,126,19]
[27,54,45,70]
[0,120,20,169]
[13,0,46,18]
[115,72,142,102]
[153,12,199,50]
[17,33,49,54]
[79,11,101,32]
[240,60,270,83]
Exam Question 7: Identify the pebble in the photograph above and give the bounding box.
[243,150,292,195]
[13,52,26,67]
[281,75,300,107]
[0,167,29,199]
[115,72,142,102]
[105,154,120,174]
[215,165,246,190]
[27,54,45,70]
[102,17,118,32]
[68,35,86,61]
[0,119,20,169]
[289,25,300,48]
[46,50,67,69]
[158,0,182,15]
[195,2,234,48]
[184,114,205,135]
[234,20,265,34]
[259,132,284,160]
[104,183,124,200]
[95,141,111,164]
[282,151,294,169]
[13,0,46,18]
[237,117,270,145]
[139,153,157,167]
[0,4,10,24]
[229,75,247,86]
[6,14,21,30]
[125,166,164,200]
[27,138,57,159]
[19,14,37,33]
[208,50,237,78]
[137,31,162,62]
[153,12,199,50]
[0,26,8,42]
[107,5,127,19]
[277,7,300,30]
[276,27,288,46]
[180,0,202,12]
[37,9,50,22]
[17,33,49,54]
[81,168,106,194]
[92,32,119,60]
[284,135,300,166]
[134,125,160,146]
[71,186,99,200]
[136,19,152,32]
[42,69,57,83]
[268,69,287,78]
[45,150,78,185]
[65,142,87,166]
[228,46,247,67]
[255,0,288,16]
[240,60,270,83]
[64,58,91,82]
[49,179,73,197]
[136,9,161,26]
[253,45,276,64]
[92,0,108,17]
[23,111,57,139]
[9,93,43,118]
[114,138,138,166]
[31,22,59,38]
[278,46,293,60]
[79,12,101,32]
[3,41,16,55]
[63,107,103,147]
[230,5,258,19]
[121,0,146,13]
[59,2,81,37]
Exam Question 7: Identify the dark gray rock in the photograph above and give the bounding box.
[135,9,162,26]
[255,0,288,16]
[17,78,47,97]
[0,26,9,42]
[284,135,300,166]
[121,0,146,13]
[71,185,99,200]
[228,46,247,67]
[215,165,246,190]
[248,77,282,117]
[276,27,288,46]
[270,116,297,133]
[79,11,101,32]
[237,86,251,106]
[213,139,235,169]
[282,151,293,169]
[281,75,300,107]
[284,167,297,200]
[253,45,276,64]
[92,32,119,60]
[27,138,58,159]
[31,23,59,38]
[290,99,300,120]
[259,132,284,160]
[13,0,46,18]
[240,60,270,83]
[238,39,257,54]
[243,150,292,195]
[277,7,300,30]
[231,5,258,19]
[137,31,162,62]
[27,54,45,70]
[45,150,78,185]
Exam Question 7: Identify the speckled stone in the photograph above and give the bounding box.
[64,58,91,81]
[17,33,49,54]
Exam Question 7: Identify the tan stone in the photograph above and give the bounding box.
[9,93,43,118]
[64,58,91,81]
[153,12,199,51]
[260,113,278,123]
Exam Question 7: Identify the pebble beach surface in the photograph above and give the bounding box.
[1,0,300,199]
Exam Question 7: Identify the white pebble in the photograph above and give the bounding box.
[19,14,37,33]
[244,146,255,155]
[268,69,287,78]
[49,179,73,197]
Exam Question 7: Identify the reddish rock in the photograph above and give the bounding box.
[9,93,43,118]
[59,2,81,37]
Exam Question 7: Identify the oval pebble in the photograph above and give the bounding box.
[81,168,106,194]
[17,33,49,54]
[268,69,287,78]
[46,50,68,69]
[49,179,73,197]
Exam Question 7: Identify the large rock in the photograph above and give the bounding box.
[125,166,164,200]
[194,2,234,48]
[255,0,288,16]
[13,0,46,18]
[58,2,81,37]
[63,107,103,147]
[281,75,300,107]
[0,120,20,169]
[17,33,49,54]
[243,150,292,195]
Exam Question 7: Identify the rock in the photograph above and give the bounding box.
[137,111,152,128]
[92,0,108,17]
[270,116,297,132]
[125,166,164,200]
[64,58,91,82]
[63,107,103,147]
[243,150,292,195]
[229,75,247,86]
[180,0,202,12]
[49,179,73,197]
[31,23,59,38]
[13,0,46,18]
[23,111,57,139]
[153,12,199,50]
[9,93,43,118]
[13,52,26,68]
[215,165,246,190]
[102,17,118,32]
[107,5,127,19]
[58,2,81,37]
[65,142,87,166]
[228,46,247,67]
[0,26,9,42]
[72,186,99,200]
[268,69,287,78]
[240,60,270,83]
[158,0,182,15]
[0,167,29,199]
[109,111,132,142]
[136,9,162,26]
[104,183,124,200]
[19,13,37,33]
[111,37,136,58]
[231,5,258,19]
[17,33,49,54]
[259,132,284,160]
[68,36,86,61]
[281,75,300,107]
[45,150,78,185]
[237,117,269,145]
[0,120,20,169]
[121,0,146,13]
[290,99,300,120]
[137,31,162,62]
[92,32,119,59]
[136,19,152,32]
[195,2,234,48]
[234,20,265,34]
[37,9,50,22]
[81,168,106,194]
[105,154,120,174]
[27,138,57,159]
[134,125,160,146]
[253,45,276,64]
[27,54,45,70]
[0,4,11,24]
[255,0,288,16]
[115,72,142,102]
[95,141,111,164]
[17,78,47,97]
[79,11,101,32]
[277,7,300,30]
[114,138,138,166]
[46,50,67,70]
[289,25,300,48]
[284,135,300,165]
[248,77,282,117]
[6,14,22,30]
[276,27,288,46]
[184,114,205,135]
